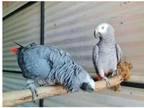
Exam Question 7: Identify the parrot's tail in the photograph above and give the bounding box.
[14,42,24,48]
[10,42,24,55]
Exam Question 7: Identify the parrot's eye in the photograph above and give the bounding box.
[101,26,104,29]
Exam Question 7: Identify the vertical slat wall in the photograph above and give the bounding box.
[2,2,144,107]
[44,2,144,83]
[3,1,27,17]
[3,2,41,106]
[3,2,40,71]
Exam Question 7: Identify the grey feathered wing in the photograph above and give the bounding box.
[115,43,122,63]
[92,45,99,73]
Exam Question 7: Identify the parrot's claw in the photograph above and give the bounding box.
[26,79,38,103]
[116,70,119,75]
[103,77,111,88]
[111,72,116,77]
[111,70,119,77]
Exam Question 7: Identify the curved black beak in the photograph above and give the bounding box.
[94,29,101,39]
[81,82,94,92]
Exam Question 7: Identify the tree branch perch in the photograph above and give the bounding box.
[3,61,132,107]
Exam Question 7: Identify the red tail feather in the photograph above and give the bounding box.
[10,48,19,55]
[95,76,102,81]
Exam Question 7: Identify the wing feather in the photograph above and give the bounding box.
[115,43,122,63]
[92,45,99,73]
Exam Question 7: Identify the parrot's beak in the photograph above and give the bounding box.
[94,29,101,39]
[81,82,95,92]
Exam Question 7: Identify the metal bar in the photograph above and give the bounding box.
[3,2,37,20]
[39,99,44,107]
[3,70,21,73]
[121,81,144,89]
[40,1,45,45]
[39,1,45,107]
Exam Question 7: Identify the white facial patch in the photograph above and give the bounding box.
[97,23,109,34]
[95,23,115,39]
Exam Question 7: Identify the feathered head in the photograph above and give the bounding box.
[94,23,115,41]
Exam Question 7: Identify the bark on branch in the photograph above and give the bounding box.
[3,61,132,107]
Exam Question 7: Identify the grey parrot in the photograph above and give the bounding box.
[11,42,95,101]
[92,23,122,86]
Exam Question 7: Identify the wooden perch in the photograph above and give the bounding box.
[3,61,132,107]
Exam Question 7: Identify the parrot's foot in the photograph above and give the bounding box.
[103,77,111,88]
[26,79,38,103]
[111,70,119,77]
[37,79,46,86]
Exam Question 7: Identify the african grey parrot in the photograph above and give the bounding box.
[11,42,95,101]
[92,23,122,86]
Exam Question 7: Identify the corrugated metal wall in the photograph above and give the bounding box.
[44,2,144,83]
[2,1,144,107]
[3,1,144,91]
[3,1,27,17]
[3,2,40,71]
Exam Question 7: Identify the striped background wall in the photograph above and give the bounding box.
[3,2,40,71]
[3,1,27,17]
[3,2,144,84]
[44,2,144,83]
